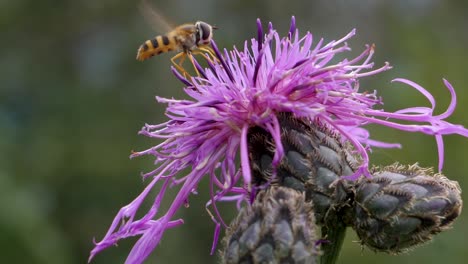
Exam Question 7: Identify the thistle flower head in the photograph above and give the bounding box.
[90,17,468,264]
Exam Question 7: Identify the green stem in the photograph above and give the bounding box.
[320,222,347,264]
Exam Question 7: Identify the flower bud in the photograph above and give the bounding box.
[221,187,320,264]
[352,163,462,253]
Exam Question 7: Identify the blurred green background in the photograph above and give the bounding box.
[1,0,467,263]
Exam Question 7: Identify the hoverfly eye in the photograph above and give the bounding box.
[199,22,211,42]
[194,23,201,45]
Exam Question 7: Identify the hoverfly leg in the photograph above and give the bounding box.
[186,53,202,77]
[197,46,219,64]
[171,52,190,78]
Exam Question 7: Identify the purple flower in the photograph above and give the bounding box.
[89,17,468,264]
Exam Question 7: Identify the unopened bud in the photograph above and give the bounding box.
[221,187,320,264]
[352,163,462,253]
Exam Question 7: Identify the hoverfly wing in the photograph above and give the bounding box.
[139,0,175,34]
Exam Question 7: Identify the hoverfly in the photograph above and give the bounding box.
[136,1,217,76]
